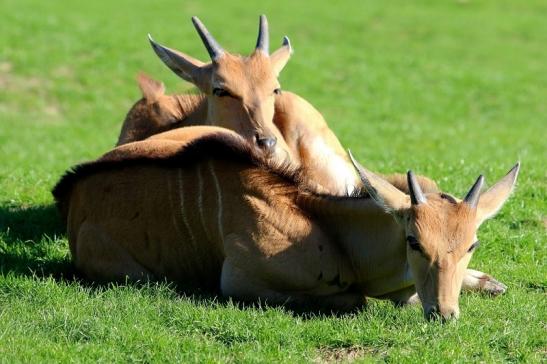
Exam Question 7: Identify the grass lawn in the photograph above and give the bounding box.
[0,0,545,362]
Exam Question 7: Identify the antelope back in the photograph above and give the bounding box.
[54,126,305,288]
[116,72,205,146]
[117,76,360,195]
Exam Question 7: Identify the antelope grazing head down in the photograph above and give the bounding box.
[350,154,520,320]
[148,15,292,155]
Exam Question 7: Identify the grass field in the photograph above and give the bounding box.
[1,0,545,362]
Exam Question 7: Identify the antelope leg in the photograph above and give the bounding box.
[377,287,420,306]
[220,260,364,313]
[74,221,153,282]
[462,268,507,296]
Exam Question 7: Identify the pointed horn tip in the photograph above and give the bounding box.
[407,169,427,205]
[406,170,418,182]
[148,34,162,52]
[347,150,373,187]
[282,36,292,50]
[191,15,224,60]
[347,150,365,172]
[471,174,485,190]
[347,149,358,167]
[463,174,485,207]
[476,174,485,191]
[255,14,270,54]
[191,16,207,31]
[511,161,521,174]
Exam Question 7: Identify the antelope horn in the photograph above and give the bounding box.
[407,170,427,205]
[191,16,224,60]
[348,150,367,183]
[256,15,269,54]
[282,36,292,53]
[463,175,484,208]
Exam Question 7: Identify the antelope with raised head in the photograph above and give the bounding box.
[121,15,360,195]
[54,127,517,320]
[147,15,292,159]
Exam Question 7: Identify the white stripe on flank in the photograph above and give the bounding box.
[177,169,197,248]
[208,160,224,243]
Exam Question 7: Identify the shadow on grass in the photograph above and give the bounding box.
[0,203,64,242]
[0,202,76,280]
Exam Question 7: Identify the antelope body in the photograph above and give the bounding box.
[54,127,518,319]
[119,15,360,195]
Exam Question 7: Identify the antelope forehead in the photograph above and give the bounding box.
[214,67,277,93]
[213,71,245,88]
[413,204,475,252]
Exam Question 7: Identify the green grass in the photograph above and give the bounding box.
[1,0,545,362]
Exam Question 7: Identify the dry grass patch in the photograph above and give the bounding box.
[0,61,62,120]
[314,345,381,363]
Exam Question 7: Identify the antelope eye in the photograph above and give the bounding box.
[273,88,281,95]
[468,241,480,253]
[406,236,422,252]
[213,88,231,97]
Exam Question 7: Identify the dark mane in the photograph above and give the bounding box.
[52,132,303,214]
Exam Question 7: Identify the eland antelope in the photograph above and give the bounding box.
[129,15,361,195]
[54,127,517,320]
[147,15,292,159]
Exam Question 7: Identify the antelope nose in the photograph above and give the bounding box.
[426,306,460,321]
[440,307,460,321]
[256,136,277,153]
[425,306,440,321]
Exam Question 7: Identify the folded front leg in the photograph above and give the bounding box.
[220,260,364,313]
[462,268,507,296]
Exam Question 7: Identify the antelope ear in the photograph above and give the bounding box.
[137,72,165,103]
[476,162,520,225]
[148,34,208,87]
[348,151,411,213]
[270,36,292,76]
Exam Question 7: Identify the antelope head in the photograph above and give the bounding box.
[148,15,292,156]
[350,153,520,320]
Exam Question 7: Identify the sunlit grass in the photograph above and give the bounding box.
[0,0,545,361]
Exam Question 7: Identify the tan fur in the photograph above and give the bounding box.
[117,73,359,195]
[353,163,519,319]
[122,17,360,195]
[116,73,206,146]
[55,127,519,319]
[148,22,296,164]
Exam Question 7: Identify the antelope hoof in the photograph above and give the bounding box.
[481,276,507,296]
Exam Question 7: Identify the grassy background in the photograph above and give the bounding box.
[0,0,545,362]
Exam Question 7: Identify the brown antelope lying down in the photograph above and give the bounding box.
[118,15,360,196]
[53,127,519,320]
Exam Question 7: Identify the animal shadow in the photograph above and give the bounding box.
[0,202,76,280]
